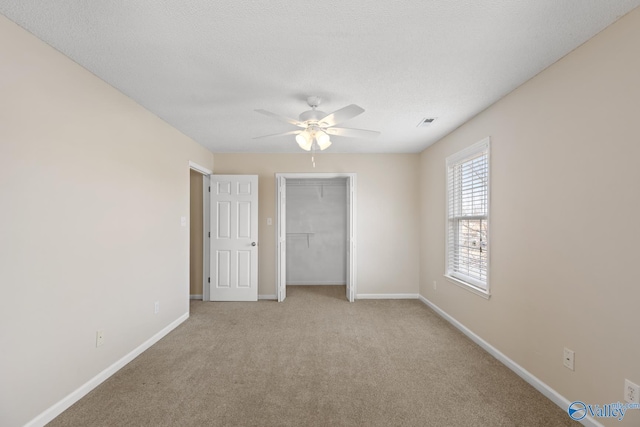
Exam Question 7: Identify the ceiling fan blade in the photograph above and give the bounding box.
[255,109,305,128]
[318,104,365,127]
[253,130,301,139]
[325,127,380,138]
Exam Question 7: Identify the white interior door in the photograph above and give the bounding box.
[277,175,286,302]
[209,175,258,301]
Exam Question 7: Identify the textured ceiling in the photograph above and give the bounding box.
[1,1,639,153]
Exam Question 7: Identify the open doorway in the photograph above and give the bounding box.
[188,161,212,302]
[189,169,204,300]
[276,173,357,303]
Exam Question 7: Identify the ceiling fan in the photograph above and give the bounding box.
[254,96,380,152]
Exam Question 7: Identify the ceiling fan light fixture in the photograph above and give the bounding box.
[295,130,313,151]
[254,96,378,154]
[318,139,332,150]
[315,131,332,150]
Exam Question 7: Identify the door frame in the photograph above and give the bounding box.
[202,174,211,301]
[275,172,357,302]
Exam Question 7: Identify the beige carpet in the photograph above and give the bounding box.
[49,286,578,426]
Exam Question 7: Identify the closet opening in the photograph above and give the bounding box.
[276,173,357,303]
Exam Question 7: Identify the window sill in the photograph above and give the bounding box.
[444,275,491,300]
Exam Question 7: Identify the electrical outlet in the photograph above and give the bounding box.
[433,280,437,290]
[624,379,639,404]
[154,301,160,314]
[563,348,575,371]
[96,330,104,347]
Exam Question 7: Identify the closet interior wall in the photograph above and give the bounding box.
[285,178,348,285]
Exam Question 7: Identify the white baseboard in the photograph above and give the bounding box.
[189,294,203,300]
[417,295,603,427]
[25,313,190,427]
[357,293,419,300]
[286,282,346,286]
[258,294,277,300]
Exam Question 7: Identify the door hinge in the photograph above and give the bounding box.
[208,186,211,192]
[208,277,210,283]
[208,232,210,238]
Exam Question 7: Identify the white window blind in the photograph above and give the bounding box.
[446,138,489,292]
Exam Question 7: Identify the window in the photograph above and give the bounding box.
[446,138,490,296]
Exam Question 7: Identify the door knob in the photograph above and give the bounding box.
[251,242,257,246]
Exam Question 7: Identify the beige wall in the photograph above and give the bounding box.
[0,16,213,427]
[419,8,640,426]
[213,153,421,297]
[189,170,204,296]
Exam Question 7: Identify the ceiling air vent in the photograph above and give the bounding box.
[417,117,437,127]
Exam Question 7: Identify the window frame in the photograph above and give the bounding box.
[445,137,491,298]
